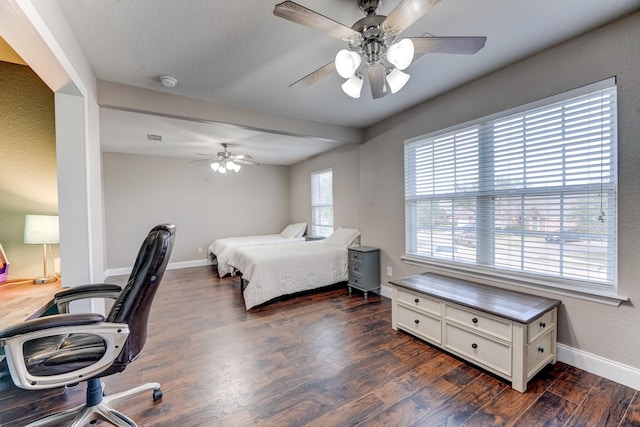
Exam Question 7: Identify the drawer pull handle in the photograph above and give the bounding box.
[414,298,420,304]
[414,319,420,324]
[472,317,478,324]
[538,347,545,353]
[471,343,478,349]
[540,322,546,328]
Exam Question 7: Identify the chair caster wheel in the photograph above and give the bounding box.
[153,388,163,401]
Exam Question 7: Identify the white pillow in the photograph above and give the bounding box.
[323,227,361,248]
[280,223,307,238]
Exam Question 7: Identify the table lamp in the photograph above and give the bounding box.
[24,214,59,284]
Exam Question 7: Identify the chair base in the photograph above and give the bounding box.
[25,381,162,427]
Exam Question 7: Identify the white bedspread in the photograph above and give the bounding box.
[208,234,304,277]
[225,241,348,310]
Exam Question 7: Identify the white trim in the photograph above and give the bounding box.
[557,343,640,391]
[401,256,628,306]
[381,283,393,299]
[104,258,213,278]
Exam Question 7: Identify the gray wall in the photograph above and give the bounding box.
[289,144,359,231]
[102,152,290,269]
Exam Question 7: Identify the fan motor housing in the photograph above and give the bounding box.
[359,0,381,16]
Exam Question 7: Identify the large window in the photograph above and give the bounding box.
[311,169,333,237]
[404,79,617,294]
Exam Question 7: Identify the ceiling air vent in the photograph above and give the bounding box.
[147,134,163,142]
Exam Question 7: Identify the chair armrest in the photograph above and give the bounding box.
[0,313,105,340]
[55,284,123,313]
[1,316,130,390]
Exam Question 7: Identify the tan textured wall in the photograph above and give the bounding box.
[0,61,58,279]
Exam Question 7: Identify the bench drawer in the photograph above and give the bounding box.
[444,322,512,376]
[397,305,442,345]
[444,304,512,342]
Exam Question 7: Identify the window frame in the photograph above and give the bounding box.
[402,78,627,305]
[311,168,333,237]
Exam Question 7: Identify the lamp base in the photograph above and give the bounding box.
[33,276,57,284]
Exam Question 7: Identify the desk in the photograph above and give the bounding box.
[0,280,65,421]
[0,280,62,328]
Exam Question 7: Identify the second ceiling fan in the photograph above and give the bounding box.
[273,0,487,99]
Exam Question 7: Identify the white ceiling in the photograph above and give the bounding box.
[56,0,640,166]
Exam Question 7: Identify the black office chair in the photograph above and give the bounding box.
[0,223,176,426]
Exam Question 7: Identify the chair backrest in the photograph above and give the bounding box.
[106,224,175,368]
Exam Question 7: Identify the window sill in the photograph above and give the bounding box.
[401,255,629,307]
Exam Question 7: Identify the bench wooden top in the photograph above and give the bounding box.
[389,273,561,324]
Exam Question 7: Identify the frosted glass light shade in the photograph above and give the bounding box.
[24,215,59,244]
[335,49,361,78]
[341,75,364,98]
[210,162,220,171]
[386,38,414,70]
[386,68,410,93]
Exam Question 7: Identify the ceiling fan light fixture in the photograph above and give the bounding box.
[386,68,410,93]
[386,38,414,70]
[335,49,361,78]
[341,74,364,98]
[210,162,220,172]
[227,160,241,173]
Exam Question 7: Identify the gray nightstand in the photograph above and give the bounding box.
[348,246,381,300]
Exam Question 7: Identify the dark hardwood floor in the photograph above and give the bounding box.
[2,265,640,426]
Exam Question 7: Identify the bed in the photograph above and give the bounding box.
[225,227,361,310]
[208,223,307,277]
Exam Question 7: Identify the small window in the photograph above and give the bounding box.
[404,79,617,295]
[311,169,333,237]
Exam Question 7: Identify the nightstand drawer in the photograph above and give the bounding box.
[349,261,364,275]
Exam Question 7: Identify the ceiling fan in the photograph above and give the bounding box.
[192,143,260,174]
[273,0,487,99]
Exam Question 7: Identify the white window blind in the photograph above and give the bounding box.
[311,169,333,237]
[405,80,617,293]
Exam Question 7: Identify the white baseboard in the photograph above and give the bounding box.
[104,258,212,278]
[556,343,640,391]
[381,283,393,299]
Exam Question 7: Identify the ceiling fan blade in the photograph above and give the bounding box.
[234,158,260,166]
[368,64,388,99]
[290,61,336,88]
[384,0,442,36]
[188,158,215,163]
[274,1,359,40]
[410,36,487,56]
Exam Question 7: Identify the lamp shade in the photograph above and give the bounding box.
[210,162,220,171]
[386,38,414,70]
[341,74,364,98]
[335,49,361,78]
[24,215,59,244]
[386,68,410,93]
